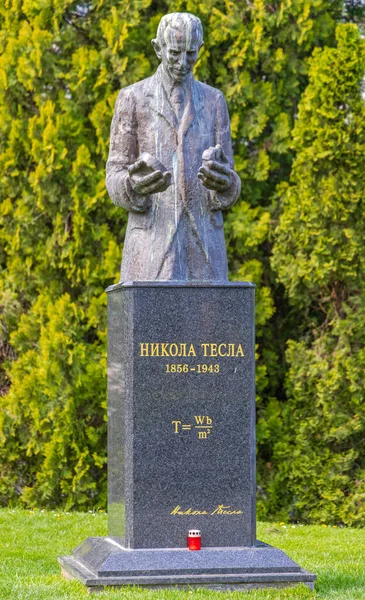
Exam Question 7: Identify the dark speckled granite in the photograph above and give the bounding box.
[59,282,316,590]
[68,537,302,577]
[107,282,256,549]
[58,537,316,590]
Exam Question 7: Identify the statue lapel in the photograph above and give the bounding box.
[178,78,204,139]
[149,69,178,131]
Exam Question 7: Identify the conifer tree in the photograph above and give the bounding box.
[271,24,365,524]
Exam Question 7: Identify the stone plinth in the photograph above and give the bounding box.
[59,538,316,591]
[108,282,256,549]
[59,282,316,591]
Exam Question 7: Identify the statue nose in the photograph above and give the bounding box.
[179,53,188,68]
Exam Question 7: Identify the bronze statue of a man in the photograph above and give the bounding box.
[106,12,241,282]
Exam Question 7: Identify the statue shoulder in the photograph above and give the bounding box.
[115,75,156,107]
[194,80,227,110]
[194,80,225,102]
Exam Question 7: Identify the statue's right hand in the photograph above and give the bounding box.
[128,157,171,196]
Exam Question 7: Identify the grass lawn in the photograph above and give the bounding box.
[1,509,364,599]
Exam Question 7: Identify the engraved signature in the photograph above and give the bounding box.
[170,504,243,516]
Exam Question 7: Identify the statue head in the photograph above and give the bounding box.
[152,13,204,84]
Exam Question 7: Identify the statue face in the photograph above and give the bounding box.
[159,27,201,83]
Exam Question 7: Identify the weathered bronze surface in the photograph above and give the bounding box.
[106,12,241,282]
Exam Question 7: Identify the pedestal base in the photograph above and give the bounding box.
[59,538,316,591]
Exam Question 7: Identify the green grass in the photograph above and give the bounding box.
[0,509,364,599]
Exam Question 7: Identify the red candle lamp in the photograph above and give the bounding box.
[187,529,201,550]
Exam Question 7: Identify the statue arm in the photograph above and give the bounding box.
[106,88,150,212]
[209,92,241,210]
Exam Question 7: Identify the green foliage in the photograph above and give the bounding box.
[271,24,365,524]
[0,0,147,507]
[0,293,107,508]
[0,0,364,517]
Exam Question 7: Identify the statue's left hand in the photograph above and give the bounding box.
[198,145,233,192]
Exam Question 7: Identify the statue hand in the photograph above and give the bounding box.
[198,144,233,193]
[128,155,172,196]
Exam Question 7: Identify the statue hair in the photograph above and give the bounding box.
[155,12,203,48]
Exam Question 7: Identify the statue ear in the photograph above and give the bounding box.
[151,39,162,60]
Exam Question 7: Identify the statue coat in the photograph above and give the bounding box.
[106,66,241,282]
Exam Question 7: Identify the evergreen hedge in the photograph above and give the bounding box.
[0,0,364,521]
[271,23,365,525]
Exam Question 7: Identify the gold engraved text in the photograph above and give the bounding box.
[172,415,213,439]
[140,343,244,358]
[171,506,209,516]
[165,363,220,374]
[210,504,244,515]
[170,504,243,516]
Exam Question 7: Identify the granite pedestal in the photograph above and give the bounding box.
[59,282,316,591]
